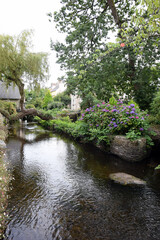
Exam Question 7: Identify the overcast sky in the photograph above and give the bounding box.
[0,0,64,86]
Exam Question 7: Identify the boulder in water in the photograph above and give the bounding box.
[109,172,146,186]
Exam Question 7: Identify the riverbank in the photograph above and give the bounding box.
[0,114,10,239]
[34,115,159,162]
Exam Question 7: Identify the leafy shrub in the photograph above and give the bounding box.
[35,98,153,147]
[53,91,71,107]
[43,90,53,109]
[79,98,153,146]
[25,104,35,109]
[150,90,160,124]
[35,115,89,140]
[80,92,101,109]
[0,100,16,115]
[47,101,64,110]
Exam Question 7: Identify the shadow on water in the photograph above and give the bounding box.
[3,122,160,240]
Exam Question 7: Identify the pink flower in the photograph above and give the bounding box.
[136,116,139,119]
[120,43,125,47]
[102,102,105,104]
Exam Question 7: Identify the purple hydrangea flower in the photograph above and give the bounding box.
[140,128,144,131]
[130,104,135,107]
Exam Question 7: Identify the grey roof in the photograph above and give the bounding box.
[50,84,59,92]
[0,82,21,100]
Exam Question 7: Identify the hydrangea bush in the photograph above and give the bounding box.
[79,98,153,145]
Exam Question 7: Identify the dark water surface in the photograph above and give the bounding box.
[4,122,160,240]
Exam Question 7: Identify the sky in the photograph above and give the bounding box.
[0,0,65,87]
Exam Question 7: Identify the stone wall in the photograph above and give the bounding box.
[0,113,10,239]
[110,135,149,162]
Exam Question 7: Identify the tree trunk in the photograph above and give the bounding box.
[107,0,122,29]
[0,108,53,122]
[14,78,25,111]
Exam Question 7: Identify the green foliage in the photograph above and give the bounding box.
[80,93,101,109]
[47,101,64,110]
[109,96,117,106]
[150,90,160,121]
[79,97,153,146]
[35,115,89,140]
[49,0,159,110]
[128,100,139,109]
[36,97,153,147]
[0,30,49,109]
[25,88,70,111]
[0,31,49,84]
[53,91,71,107]
[25,104,35,109]
[25,88,48,109]
[43,90,53,109]
[155,165,160,170]
[0,100,16,115]
[122,0,160,52]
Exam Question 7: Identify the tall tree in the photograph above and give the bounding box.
[0,30,49,110]
[49,0,159,108]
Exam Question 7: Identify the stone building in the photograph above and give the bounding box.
[49,79,67,97]
[70,94,82,111]
[0,82,21,109]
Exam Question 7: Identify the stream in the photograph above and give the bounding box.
[3,122,160,240]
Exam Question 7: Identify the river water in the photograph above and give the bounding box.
[3,122,160,240]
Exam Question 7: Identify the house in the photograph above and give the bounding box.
[49,80,82,110]
[49,79,67,97]
[0,81,21,109]
[70,94,82,111]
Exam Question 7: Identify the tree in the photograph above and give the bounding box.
[25,87,48,109]
[0,30,49,111]
[49,0,160,109]
[43,90,53,109]
[122,0,160,50]
[53,90,71,107]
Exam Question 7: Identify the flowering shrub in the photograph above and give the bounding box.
[79,98,153,145]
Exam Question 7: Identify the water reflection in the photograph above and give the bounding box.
[4,122,160,240]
